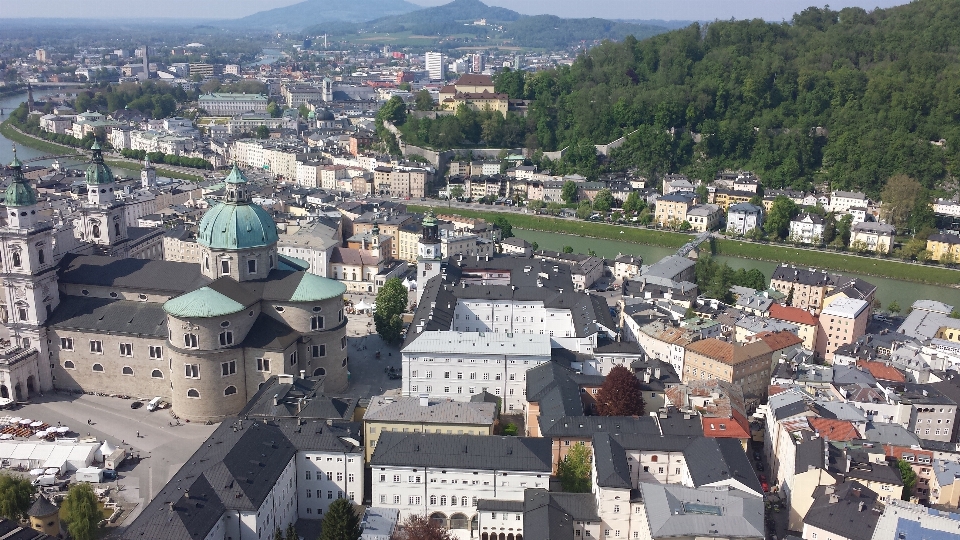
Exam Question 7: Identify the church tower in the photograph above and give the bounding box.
[196,164,279,282]
[0,149,60,396]
[77,141,128,253]
[141,156,157,189]
[416,210,442,303]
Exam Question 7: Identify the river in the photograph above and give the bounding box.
[513,228,960,311]
[0,91,140,179]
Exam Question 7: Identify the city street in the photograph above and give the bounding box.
[11,393,218,534]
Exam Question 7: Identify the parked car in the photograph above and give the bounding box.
[130,401,143,410]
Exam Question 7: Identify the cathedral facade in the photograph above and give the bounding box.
[0,151,349,421]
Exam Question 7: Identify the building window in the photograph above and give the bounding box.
[221,260,230,275]
[60,338,73,350]
[149,346,162,359]
[224,385,237,396]
[221,360,236,376]
[248,259,257,274]
[151,369,163,379]
[119,343,133,356]
[122,366,134,376]
[92,363,103,372]
[290,352,298,365]
[341,336,347,349]
[184,334,198,349]
[89,340,102,353]
[63,360,75,369]
[219,331,233,346]
[184,364,200,379]
[11,252,21,267]
[257,358,270,372]
[311,316,324,330]
[187,388,200,398]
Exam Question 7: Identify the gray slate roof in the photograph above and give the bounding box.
[49,295,168,338]
[370,432,551,472]
[638,482,765,539]
[59,253,210,295]
[522,489,600,540]
[363,396,496,425]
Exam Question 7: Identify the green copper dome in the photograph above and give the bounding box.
[85,141,115,185]
[422,210,436,228]
[289,272,347,302]
[5,150,38,208]
[197,164,279,250]
[163,286,246,318]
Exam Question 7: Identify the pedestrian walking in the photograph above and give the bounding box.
[136,431,140,438]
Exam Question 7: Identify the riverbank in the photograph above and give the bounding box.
[410,204,960,287]
[1,119,202,181]
[407,204,689,249]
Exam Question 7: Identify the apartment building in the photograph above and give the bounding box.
[816,297,870,360]
[198,93,268,116]
[683,338,775,400]
[850,222,895,254]
[654,193,695,226]
[363,395,496,461]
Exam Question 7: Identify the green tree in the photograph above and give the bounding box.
[448,185,464,201]
[951,309,960,319]
[562,246,574,254]
[888,300,901,315]
[622,191,643,214]
[679,220,692,232]
[786,286,794,305]
[546,202,562,215]
[527,199,545,212]
[561,181,578,204]
[593,189,614,212]
[530,241,539,251]
[320,499,362,540]
[556,443,592,493]
[764,196,799,240]
[374,278,407,345]
[898,459,917,501]
[881,175,925,229]
[695,183,708,203]
[285,523,298,540]
[255,125,270,139]
[575,201,593,220]
[595,365,646,416]
[62,483,100,540]
[267,102,281,118]
[822,213,838,244]
[493,216,514,238]
[415,89,434,111]
[0,475,34,521]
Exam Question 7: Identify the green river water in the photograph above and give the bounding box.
[514,229,960,312]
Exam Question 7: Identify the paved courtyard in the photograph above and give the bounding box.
[11,393,217,535]
[340,290,407,398]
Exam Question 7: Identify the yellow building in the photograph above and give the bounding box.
[442,90,509,114]
[654,193,695,227]
[927,233,960,262]
[362,395,496,461]
[683,338,774,400]
[713,189,755,211]
[27,495,60,537]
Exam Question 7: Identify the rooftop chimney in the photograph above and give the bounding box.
[273,394,279,406]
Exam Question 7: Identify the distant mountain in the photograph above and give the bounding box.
[301,0,673,48]
[231,0,420,30]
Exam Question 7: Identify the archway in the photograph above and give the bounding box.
[507,534,515,540]
[498,534,506,540]
[0,385,8,399]
[482,534,489,540]
[450,513,468,530]
[313,368,325,377]
[26,376,35,396]
[472,515,479,532]
[430,513,446,529]
[14,383,22,402]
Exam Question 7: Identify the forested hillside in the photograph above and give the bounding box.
[486,0,960,195]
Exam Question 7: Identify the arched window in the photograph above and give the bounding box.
[92,224,100,238]
[11,252,21,267]
[151,369,163,379]
[224,385,237,396]
[187,388,200,398]
[63,360,75,369]
[92,363,104,372]
[313,368,326,377]
[651,455,658,462]
[38,250,44,264]
[114,223,120,236]
[122,366,134,375]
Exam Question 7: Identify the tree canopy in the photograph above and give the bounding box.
[374,278,407,345]
[557,443,592,493]
[62,483,100,540]
[595,365,645,416]
[417,1,960,194]
[391,514,454,540]
[0,475,33,522]
[320,499,362,540]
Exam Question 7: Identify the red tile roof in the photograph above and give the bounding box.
[686,338,772,365]
[702,410,751,439]
[856,360,906,383]
[770,303,819,326]
[755,330,804,351]
[808,418,860,441]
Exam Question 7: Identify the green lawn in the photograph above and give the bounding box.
[0,120,81,157]
[715,240,960,286]
[104,159,202,182]
[407,205,690,248]
[413,204,960,286]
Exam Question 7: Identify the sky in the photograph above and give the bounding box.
[0,0,908,21]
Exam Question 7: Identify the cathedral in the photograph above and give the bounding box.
[0,147,348,421]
